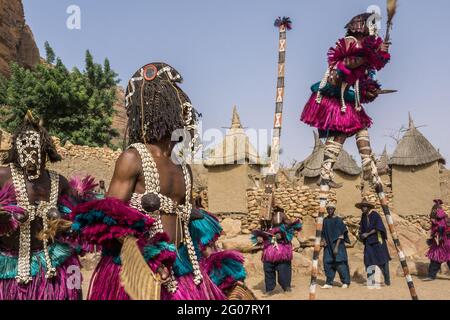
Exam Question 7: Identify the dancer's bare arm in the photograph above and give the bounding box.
[0,167,12,221]
[107,149,141,202]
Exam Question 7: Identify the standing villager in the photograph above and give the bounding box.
[0,112,94,300]
[424,200,450,281]
[252,206,302,294]
[321,202,351,289]
[357,198,391,286]
[302,8,417,300]
[70,62,247,300]
[94,180,107,199]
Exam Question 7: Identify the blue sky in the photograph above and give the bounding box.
[22,0,450,166]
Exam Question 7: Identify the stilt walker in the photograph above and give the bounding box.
[259,17,292,223]
[302,1,418,300]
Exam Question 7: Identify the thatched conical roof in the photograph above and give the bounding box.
[203,106,264,166]
[389,114,445,166]
[376,146,390,175]
[295,132,361,177]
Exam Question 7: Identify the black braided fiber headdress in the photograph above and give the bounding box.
[124,62,200,146]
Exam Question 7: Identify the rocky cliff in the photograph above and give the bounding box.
[111,87,127,147]
[0,0,40,76]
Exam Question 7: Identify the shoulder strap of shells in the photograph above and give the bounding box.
[128,143,160,193]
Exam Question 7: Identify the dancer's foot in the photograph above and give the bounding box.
[422,277,435,282]
[321,284,333,289]
[342,284,349,288]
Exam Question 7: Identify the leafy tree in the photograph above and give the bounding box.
[44,41,56,64]
[0,42,120,147]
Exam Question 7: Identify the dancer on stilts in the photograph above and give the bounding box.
[259,16,292,227]
[301,3,418,300]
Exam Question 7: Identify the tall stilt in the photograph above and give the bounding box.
[356,129,418,300]
[309,138,343,299]
[308,183,328,300]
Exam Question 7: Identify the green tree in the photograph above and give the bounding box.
[0,42,119,147]
[44,41,56,64]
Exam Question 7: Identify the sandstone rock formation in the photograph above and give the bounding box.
[111,86,127,147]
[0,0,40,76]
[220,235,255,253]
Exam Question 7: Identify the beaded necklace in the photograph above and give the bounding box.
[10,164,59,284]
[128,143,202,293]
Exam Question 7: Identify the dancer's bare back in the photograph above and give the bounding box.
[108,144,191,247]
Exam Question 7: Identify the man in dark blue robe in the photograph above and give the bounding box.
[321,202,351,289]
[357,198,391,286]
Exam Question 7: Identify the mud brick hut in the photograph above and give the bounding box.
[295,131,362,216]
[204,106,265,213]
[389,115,446,215]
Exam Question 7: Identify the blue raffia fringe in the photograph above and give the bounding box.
[0,242,74,279]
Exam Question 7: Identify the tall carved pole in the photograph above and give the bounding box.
[259,17,292,222]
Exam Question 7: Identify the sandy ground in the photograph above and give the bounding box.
[246,274,450,300]
[80,267,449,300]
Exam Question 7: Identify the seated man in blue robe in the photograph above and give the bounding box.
[321,202,351,289]
[357,198,391,286]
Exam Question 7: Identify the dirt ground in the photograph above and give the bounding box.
[246,273,450,300]
[80,266,449,300]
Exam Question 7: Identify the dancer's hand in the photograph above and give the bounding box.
[380,42,390,52]
[0,209,10,224]
[365,90,379,101]
[157,265,170,282]
[361,233,369,240]
[275,233,282,240]
[256,236,263,244]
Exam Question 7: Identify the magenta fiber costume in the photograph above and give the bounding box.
[300,15,390,138]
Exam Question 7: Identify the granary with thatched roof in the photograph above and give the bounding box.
[204,106,266,213]
[295,131,362,216]
[376,146,391,187]
[389,114,445,215]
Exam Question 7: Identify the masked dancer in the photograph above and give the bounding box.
[252,205,301,294]
[0,112,94,300]
[71,62,247,300]
[424,200,450,281]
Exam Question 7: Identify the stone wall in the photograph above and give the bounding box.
[48,139,121,187]
[204,183,398,242]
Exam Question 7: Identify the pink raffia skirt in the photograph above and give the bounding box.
[88,256,226,300]
[426,239,450,264]
[161,271,226,300]
[262,243,293,263]
[0,255,82,300]
[301,93,373,136]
